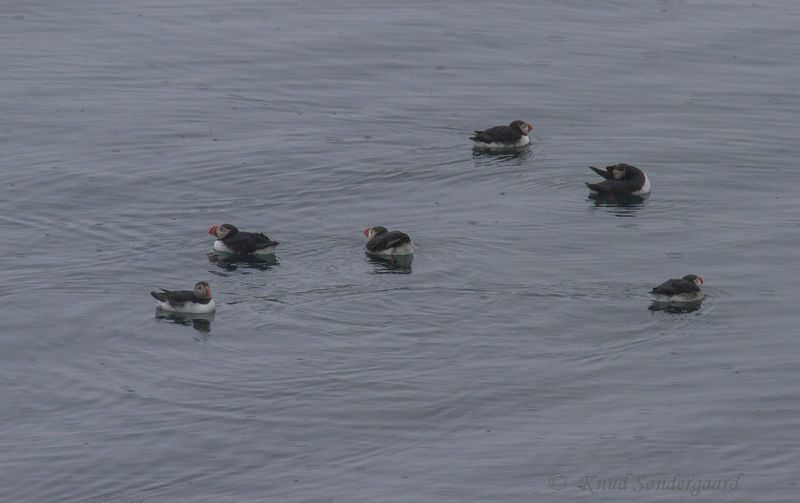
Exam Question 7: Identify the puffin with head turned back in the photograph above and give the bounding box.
[208,223,279,255]
[471,120,533,149]
[151,281,216,313]
[363,226,414,256]
[650,274,704,302]
[585,163,651,196]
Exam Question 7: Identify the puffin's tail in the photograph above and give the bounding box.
[470,130,485,142]
[151,290,168,302]
[589,166,611,179]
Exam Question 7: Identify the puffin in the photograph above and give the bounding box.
[209,223,279,255]
[650,275,704,302]
[585,163,651,196]
[151,281,216,313]
[363,226,414,256]
[471,120,533,149]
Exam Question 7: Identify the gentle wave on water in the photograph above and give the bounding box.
[2,0,799,501]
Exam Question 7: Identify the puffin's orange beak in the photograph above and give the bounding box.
[527,123,533,131]
[363,227,371,237]
[209,225,217,236]
[206,286,212,297]
[698,276,704,285]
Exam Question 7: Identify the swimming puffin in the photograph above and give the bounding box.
[209,224,279,255]
[650,275,704,302]
[471,120,533,149]
[363,226,414,256]
[585,163,651,196]
[151,281,216,313]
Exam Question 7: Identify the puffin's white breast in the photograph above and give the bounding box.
[370,241,415,256]
[633,173,651,195]
[473,135,530,150]
[651,291,703,303]
[213,240,233,252]
[156,299,216,314]
[252,245,277,255]
[213,240,276,255]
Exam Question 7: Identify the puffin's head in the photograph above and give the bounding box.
[509,120,533,135]
[364,226,388,240]
[611,164,629,179]
[193,281,212,300]
[209,223,238,239]
[612,163,641,180]
[683,274,703,287]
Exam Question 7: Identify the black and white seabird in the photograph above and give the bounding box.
[363,226,414,256]
[471,120,533,149]
[585,163,651,196]
[151,281,216,313]
[209,224,279,255]
[650,275,704,302]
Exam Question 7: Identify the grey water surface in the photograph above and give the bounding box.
[2,0,799,501]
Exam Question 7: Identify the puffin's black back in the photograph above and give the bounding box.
[151,289,202,304]
[470,124,523,144]
[650,277,700,295]
[221,229,279,254]
[366,230,411,252]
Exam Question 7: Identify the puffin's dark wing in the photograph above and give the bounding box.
[651,279,696,295]
[223,231,279,254]
[589,166,614,179]
[470,125,519,143]
[585,180,614,194]
[240,231,279,251]
[367,231,410,252]
[151,289,195,305]
[253,233,279,249]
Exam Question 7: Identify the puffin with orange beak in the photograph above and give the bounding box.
[208,223,279,255]
[650,275,704,302]
[470,120,533,149]
[363,226,414,256]
[151,281,216,313]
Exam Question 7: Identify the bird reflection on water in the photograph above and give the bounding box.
[472,145,533,163]
[648,299,703,314]
[365,252,413,274]
[155,309,215,333]
[588,192,649,217]
[207,251,278,272]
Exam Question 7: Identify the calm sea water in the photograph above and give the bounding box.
[2,0,799,501]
